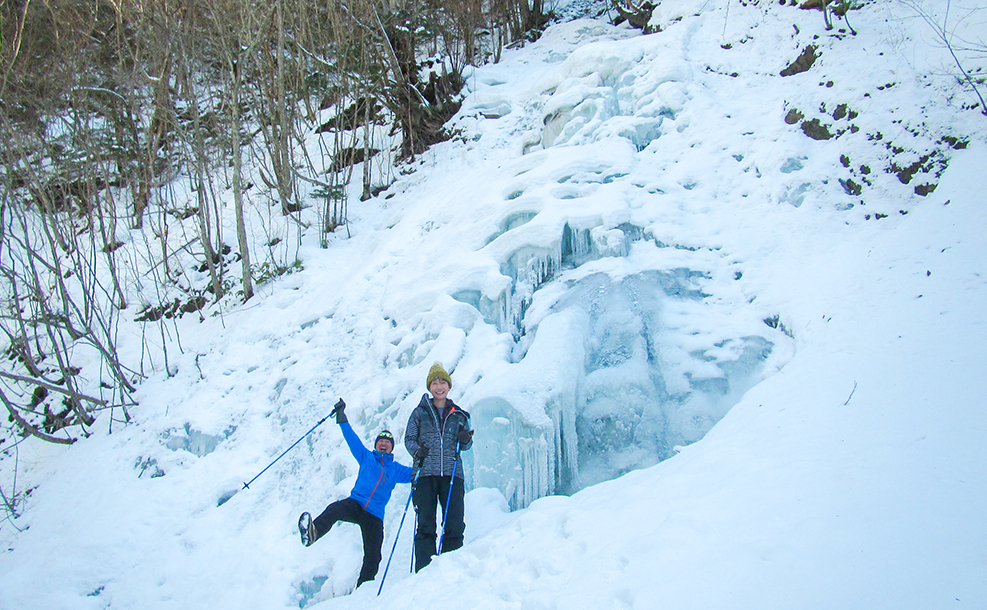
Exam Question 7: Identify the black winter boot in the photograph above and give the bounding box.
[298,512,317,547]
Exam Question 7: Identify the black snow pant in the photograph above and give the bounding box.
[312,497,384,587]
[412,475,465,572]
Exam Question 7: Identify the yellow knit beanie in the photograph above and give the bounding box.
[426,361,452,390]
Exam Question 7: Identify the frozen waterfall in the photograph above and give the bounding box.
[402,24,794,510]
[455,222,785,510]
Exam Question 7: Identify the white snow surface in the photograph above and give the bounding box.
[2,1,987,609]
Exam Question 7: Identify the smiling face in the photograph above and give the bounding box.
[428,377,450,401]
[375,438,393,453]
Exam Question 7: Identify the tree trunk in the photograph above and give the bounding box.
[230,57,254,301]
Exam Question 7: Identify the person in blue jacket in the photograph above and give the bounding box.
[297,400,414,588]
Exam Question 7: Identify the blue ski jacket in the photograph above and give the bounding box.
[404,394,472,479]
[342,422,414,520]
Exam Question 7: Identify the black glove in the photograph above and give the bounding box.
[332,399,347,424]
[457,428,473,445]
[413,446,429,462]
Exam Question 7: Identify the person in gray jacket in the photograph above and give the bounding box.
[404,361,473,571]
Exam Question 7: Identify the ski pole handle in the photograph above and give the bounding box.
[328,398,345,420]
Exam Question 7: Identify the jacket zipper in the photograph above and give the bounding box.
[427,398,459,476]
[363,454,387,511]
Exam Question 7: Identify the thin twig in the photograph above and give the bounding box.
[844,381,857,406]
[0,388,76,444]
[0,371,108,407]
[903,0,987,115]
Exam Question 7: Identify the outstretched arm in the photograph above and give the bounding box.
[340,421,370,461]
[394,461,415,484]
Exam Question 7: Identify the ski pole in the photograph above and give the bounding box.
[378,463,422,596]
[436,437,463,556]
[241,399,344,490]
[410,518,417,574]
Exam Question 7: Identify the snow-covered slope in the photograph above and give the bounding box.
[2,1,985,608]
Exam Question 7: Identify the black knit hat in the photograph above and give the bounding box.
[375,430,394,450]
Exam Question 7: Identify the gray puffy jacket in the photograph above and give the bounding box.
[405,394,472,479]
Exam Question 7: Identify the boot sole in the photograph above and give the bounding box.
[298,512,313,546]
